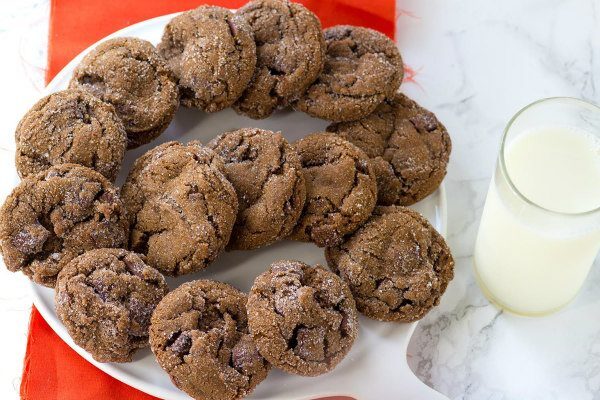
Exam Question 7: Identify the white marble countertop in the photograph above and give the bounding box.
[0,1,598,399]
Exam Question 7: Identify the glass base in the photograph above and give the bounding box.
[472,259,575,317]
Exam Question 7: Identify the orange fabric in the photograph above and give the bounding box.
[21,307,160,400]
[22,1,395,399]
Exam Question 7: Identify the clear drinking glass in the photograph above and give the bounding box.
[474,97,600,316]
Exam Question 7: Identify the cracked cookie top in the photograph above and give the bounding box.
[327,93,451,205]
[294,25,403,122]
[70,37,179,149]
[325,206,454,322]
[247,260,358,376]
[233,0,325,119]
[55,248,168,363]
[207,128,306,250]
[150,279,270,400]
[15,89,127,182]
[288,132,377,247]
[158,6,256,113]
[0,164,129,287]
[121,141,238,276]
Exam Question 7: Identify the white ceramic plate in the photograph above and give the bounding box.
[25,13,450,400]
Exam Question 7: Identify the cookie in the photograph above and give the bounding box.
[233,0,325,119]
[158,6,256,112]
[70,37,179,149]
[288,132,377,247]
[294,25,403,122]
[327,93,451,205]
[207,128,306,250]
[15,89,127,182]
[150,280,269,400]
[247,260,358,376]
[121,141,238,276]
[325,206,454,322]
[0,164,129,287]
[55,249,168,363]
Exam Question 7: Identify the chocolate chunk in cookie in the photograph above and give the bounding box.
[55,249,168,362]
[247,260,358,376]
[15,89,127,182]
[150,280,270,400]
[207,128,306,250]
[121,141,238,276]
[70,37,179,149]
[326,206,454,322]
[0,164,129,287]
[327,93,451,205]
[158,6,256,112]
[295,25,403,122]
[288,132,377,247]
[233,0,325,119]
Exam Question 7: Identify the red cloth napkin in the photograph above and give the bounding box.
[22,1,396,399]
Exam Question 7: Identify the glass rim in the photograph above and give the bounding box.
[499,96,600,217]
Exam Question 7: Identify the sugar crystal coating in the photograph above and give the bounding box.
[247,260,358,376]
[15,89,127,182]
[327,93,451,205]
[150,279,270,400]
[207,128,306,250]
[121,141,238,276]
[70,37,179,149]
[289,132,377,247]
[326,206,454,322]
[55,248,168,362]
[158,6,257,112]
[233,0,326,119]
[295,25,404,122]
[0,164,129,287]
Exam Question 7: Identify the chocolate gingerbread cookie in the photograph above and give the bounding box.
[158,6,256,112]
[0,164,129,287]
[207,128,305,250]
[121,141,238,276]
[327,93,451,205]
[55,249,168,362]
[233,0,325,119]
[247,260,358,376]
[150,280,269,400]
[15,89,127,182]
[289,132,377,247]
[295,25,403,122]
[325,206,454,322]
[70,37,178,149]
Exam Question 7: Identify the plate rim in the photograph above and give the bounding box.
[30,11,450,400]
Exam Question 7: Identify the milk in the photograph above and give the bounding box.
[474,126,600,316]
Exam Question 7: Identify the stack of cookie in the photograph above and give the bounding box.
[0,1,455,399]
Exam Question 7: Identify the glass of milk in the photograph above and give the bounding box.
[474,97,600,316]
